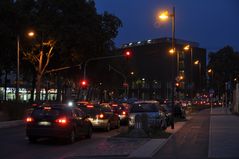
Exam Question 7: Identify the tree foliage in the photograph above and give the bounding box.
[0,0,122,101]
[207,46,239,94]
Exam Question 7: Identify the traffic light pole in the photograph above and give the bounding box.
[171,6,175,129]
[83,54,128,100]
[108,65,128,97]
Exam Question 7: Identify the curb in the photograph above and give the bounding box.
[0,120,24,128]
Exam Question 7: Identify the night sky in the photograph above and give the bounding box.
[95,0,239,52]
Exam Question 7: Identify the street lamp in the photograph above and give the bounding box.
[16,31,35,101]
[158,6,175,129]
[184,44,193,101]
[194,60,201,92]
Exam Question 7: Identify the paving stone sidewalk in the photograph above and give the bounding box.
[209,107,239,158]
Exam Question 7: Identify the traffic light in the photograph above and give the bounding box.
[124,49,132,58]
[80,80,88,88]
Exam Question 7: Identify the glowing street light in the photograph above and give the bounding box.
[16,31,36,101]
[28,31,35,37]
[208,69,212,73]
[158,11,169,20]
[169,48,175,55]
[194,60,202,91]
[158,6,176,129]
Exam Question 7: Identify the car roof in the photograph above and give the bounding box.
[134,100,159,104]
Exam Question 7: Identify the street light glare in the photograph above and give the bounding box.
[158,11,169,20]
[184,45,190,51]
[194,60,199,65]
[28,31,35,37]
[169,48,175,55]
[208,69,212,73]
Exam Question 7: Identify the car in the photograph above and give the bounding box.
[159,104,173,126]
[128,100,167,130]
[110,103,129,124]
[77,103,120,131]
[164,102,186,119]
[25,104,93,144]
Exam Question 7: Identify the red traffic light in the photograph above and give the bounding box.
[124,49,132,57]
[80,80,88,87]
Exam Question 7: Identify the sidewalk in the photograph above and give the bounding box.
[209,107,239,158]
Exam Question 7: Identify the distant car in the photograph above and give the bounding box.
[77,103,120,131]
[25,104,93,144]
[110,103,129,124]
[128,101,167,130]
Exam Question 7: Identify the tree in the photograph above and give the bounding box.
[0,0,122,102]
[208,46,239,96]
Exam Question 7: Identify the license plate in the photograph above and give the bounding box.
[38,121,51,126]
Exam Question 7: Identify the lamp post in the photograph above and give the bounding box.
[194,60,201,92]
[16,35,20,101]
[16,31,35,101]
[184,44,193,100]
[108,65,128,97]
[158,6,175,129]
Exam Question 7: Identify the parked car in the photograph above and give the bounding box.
[25,104,93,144]
[164,102,186,119]
[159,104,173,126]
[77,103,120,131]
[128,100,167,130]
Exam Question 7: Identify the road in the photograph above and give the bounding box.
[153,109,210,159]
[0,125,123,159]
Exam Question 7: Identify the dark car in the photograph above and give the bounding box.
[110,103,129,124]
[76,103,120,131]
[25,104,93,144]
[163,102,186,119]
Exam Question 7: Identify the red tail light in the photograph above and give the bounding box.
[26,117,34,123]
[87,105,94,108]
[55,117,68,125]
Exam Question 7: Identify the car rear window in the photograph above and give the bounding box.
[31,107,66,118]
[130,103,158,113]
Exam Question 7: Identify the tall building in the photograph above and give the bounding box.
[118,37,206,100]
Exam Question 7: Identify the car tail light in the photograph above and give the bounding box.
[97,113,104,119]
[55,117,68,125]
[122,111,126,115]
[87,105,94,108]
[26,117,34,123]
[112,104,118,107]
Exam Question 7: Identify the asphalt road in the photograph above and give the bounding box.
[153,109,210,159]
[0,125,123,159]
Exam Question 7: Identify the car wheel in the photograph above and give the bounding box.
[116,119,121,129]
[68,129,76,144]
[86,126,92,139]
[105,122,111,132]
[28,136,37,143]
[161,119,167,130]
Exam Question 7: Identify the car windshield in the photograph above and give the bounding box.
[130,103,158,113]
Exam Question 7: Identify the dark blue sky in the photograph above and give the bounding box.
[95,0,239,52]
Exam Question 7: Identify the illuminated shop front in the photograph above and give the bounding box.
[0,87,57,101]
